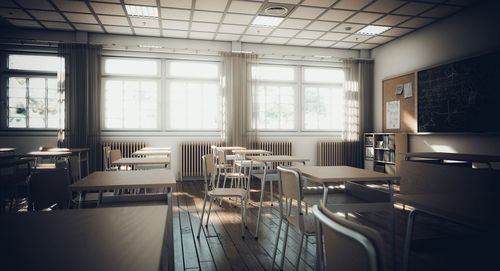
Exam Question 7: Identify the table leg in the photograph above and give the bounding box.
[77,152,82,180]
[254,166,267,239]
[389,180,396,270]
[97,190,103,207]
[167,187,174,271]
[403,208,418,271]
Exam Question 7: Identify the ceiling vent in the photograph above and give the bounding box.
[258,3,295,17]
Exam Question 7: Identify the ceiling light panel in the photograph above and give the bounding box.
[356,25,391,35]
[252,16,284,27]
[125,5,158,18]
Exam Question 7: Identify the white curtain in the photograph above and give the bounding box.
[220,52,259,148]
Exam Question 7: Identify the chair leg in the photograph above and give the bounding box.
[295,232,305,270]
[272,217,284,271]
[270,179,274,206]
[206,198,213,226]
[280,221,290,270]
[255,178,266,239]
[240,197,245,238]
[197,194,208,238]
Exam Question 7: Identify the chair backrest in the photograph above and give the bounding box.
[202,154,217,190]
[109,149,121,163]
[68,155,81,184]
[277,166,303,203]
[103,146,111,170]
[217,149,226,165]
[27,168,70,211]
[313,201,385,271]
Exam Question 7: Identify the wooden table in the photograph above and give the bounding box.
[405,152,500,168]
[112,157,170,169]
[25,151,72,169]
[142,147,171,151]
[248,155,310,239]
[216,146,246,151]
[0,206,172,271]
[232,149,271,156]
[0,148,16,152]
[133,150,172,157]
[42,147,90,178]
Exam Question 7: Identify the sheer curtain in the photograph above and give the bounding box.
[343,59,373,167]
[58,43,102,172]
[220,52,259,148]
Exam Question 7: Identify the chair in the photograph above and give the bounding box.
[197,153,251,239]
[26,161,71,211]
[216,149,238,188]
[312,200,386,271]
[108,149,129,170]
[103,146,111,170]
[272,166,316,270]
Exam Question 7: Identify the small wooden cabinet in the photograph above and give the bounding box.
[364,133,408,175]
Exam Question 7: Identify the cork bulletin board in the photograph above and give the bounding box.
[382,72,417,133]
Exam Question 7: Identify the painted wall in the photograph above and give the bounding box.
[371,0,500,155]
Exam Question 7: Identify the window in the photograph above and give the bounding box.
[166,61,220,130]
[252,65,297,130]
[5,54,64,129]
[102,58,160,129]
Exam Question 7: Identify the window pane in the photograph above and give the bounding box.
[29,117,45,128]
[252,66,295,81]
[254,85,296,130]
[104,58,158,76]
[304,67,344,83]
[9,118,26,128]
[168,62,218,79]
[29,78,46,98]
[8,54,61,72]
[303,86,344,130]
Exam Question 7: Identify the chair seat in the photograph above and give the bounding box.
[216,164,232,169]
[209,188,247,198]
[287,213,316,234]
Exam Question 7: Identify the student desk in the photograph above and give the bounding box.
[41,147,90,178]
[25,151,72,169]
[232,149,272,158]
[112,157,170,169]
[133,150,172,157]
[0,148,16,152]
[0,206,172,271]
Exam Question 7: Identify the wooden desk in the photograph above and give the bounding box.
[405,152,500,165]
[232,149,272,155]
[142,147,171,151]
[43,147,90,178]
[112,157,170,169]
[0,148,16,152]
[133,150,172,156]
[216,146,246,151]
[0,206,172,271]
[25,151,72,169]
[249,155,310,239]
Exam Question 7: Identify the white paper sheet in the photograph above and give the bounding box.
[404,82,412,98]
[386,100,400,129]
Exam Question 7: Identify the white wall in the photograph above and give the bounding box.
[371,0,500,155]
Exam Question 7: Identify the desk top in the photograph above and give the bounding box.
[0,206,168,271]
[291,166,400,183]
[216,146,246,151]
[25,151,72,157]
[133,150,172,156]
[69,169,176,191]
[141,147,171,151]
[0,158,33,168]
[42,147,90,153]
[406,152,500,163]
[0,148,16,152]
[232,149,272,155]
[112,157,170,165]
[249,155,310,163]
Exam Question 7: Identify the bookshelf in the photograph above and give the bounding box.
[364,133,408,175]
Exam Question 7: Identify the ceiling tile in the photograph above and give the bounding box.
[240,35,265,43]
[271,28,300,37]
[264,37,289,44]
[7,19,42,28]
[352,43,378,49]
[90,3,125,16]
[364,0,405,13]
[228,1,262,14]
[191,22,218,32]
[219,24,246,34]
[399,17,435,28]
[373,15,410,26]
[0,9,31,19]
[332,23,365,33]
[162,19,189,30]
[306,21,337,31]
[393,2,435,16]
[319,32,348,40]
[0,0,17,8]
[342,34,371,42]
[223,13,253,25]
[161,8,190,20]
[289,6,325,19]
[195,0,228,12]
[301,0,337,8]
[98,15,129,26]
[310,40,334,47]
[346,12,383,24]
[319,9,355,21]
[380,27,413,36]
[295,30,323,39]
[163,29,188,38]
[192,11,223,23]
[287,38,313,46]
[41,21,73,30]
[215,33,240,41]
[331,41,357,48]
[333,0,372,10]
[16,0,54,10]
[421,5,461,18]
[246,26,273,36]
[269,0,301,4]
[104,25,133,34]
[64,13,97,24]
[134,28,161,36]
[53,0,91,13]
[73,23,103,32]
[130,18,159,28]
[124,0,157,5]
[280,18,311,29]
[160,0,192,9]
[365,35,394,44]
[29,10,65,22]
[190,31,214,40]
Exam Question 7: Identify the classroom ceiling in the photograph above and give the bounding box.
[0,0,480,50]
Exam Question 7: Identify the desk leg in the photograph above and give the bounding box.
[389,180,396,271]
[403,209,418,271]
[77,153,82,180]
[167,187,174,271]
[254,166,267,239]
[97,190,103,207]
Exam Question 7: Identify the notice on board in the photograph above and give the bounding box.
[386,100,400,129]
[396,84,403,95]
[404,82,413,98]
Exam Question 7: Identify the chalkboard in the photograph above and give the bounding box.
[418,51,500,133]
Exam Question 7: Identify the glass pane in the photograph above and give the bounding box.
[29,117,45,128]
[29,78,46,98]
[252,65,295,81]
[47,113,59,128]
[8,54,61,72]
[9,98,26,108]
[9,107,26,118]
[29,98,46,116]
[48,88,59,99]
[8,77,26,90]
[304,67,344,83]
[104,58,158,76]
[9,117,26,128]
[48,78,58,89]
[168,62,219,79]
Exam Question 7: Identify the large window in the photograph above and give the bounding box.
[5,54,64,129]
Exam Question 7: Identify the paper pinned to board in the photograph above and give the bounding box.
[386,100,400,129]
[396,84,403,95]
[404,82,413,98]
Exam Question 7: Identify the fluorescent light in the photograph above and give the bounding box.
[356,25,391,35]
[252,16,284,27]
[138,45,163,49]
[125,5,158,18]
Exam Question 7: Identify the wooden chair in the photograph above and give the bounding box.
[272,166,316,270]
[216,149,236,188]
[26,162,71,211]
[103,146,111,170]
[312,200,386,271]
[69,155,112,207]
[197,153,251,239]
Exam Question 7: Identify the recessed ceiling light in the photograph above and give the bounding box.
[357,25,391,35]
[125,5,158,18]
[264,6,288,16]
[252,16,284,27]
